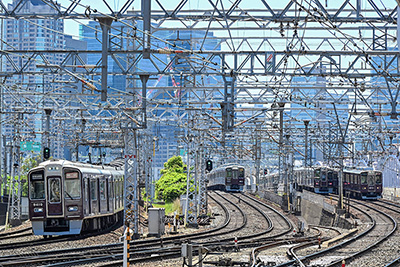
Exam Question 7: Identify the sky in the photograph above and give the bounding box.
[1,0,398,37]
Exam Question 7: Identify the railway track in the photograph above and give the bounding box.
[271,196,397,267]
[0,191,299,267]
[0,191,230,266]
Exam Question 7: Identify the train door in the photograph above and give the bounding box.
[314,168,320,192]
[47,176,63,216]
[99,178,107,213]
[107,178,112,212]
[226,168,232,190]
[320,169,327,190]
[238,167,245,189]
[83,177,90,215]
[90,178,98,214]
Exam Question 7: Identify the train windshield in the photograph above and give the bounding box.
[327,172,332,180]
[239,168,244,178]
[361,173,367,184]
[226,168,232,178]
[64,171,81,199]
[375,173,382,184]
[29,172,45,200]
[315,169,320,178]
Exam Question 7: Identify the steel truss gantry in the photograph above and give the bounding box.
[1,0,400,224]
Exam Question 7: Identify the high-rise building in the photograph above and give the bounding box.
[290,67,349,164]
[3,0,86,160]
[80,20,221,168]
[3,0,64,159]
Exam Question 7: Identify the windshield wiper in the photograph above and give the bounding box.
[65,191,74,200]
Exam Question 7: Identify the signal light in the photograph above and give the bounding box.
[43,147,50,160]
[206,160,213,171]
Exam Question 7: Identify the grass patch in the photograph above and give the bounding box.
[153,198,182,215]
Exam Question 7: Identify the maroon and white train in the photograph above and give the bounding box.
[206,164,245,192]
[28,159,124,236]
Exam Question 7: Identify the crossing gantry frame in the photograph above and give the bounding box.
[0,0,400,227]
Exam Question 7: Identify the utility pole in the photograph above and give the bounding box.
[8,113,22,225]
[44,109,52,160]
[98,17,113,102]
[254,123,261,190]
[304,120,309,167]
[277,102,285,194]
[184,133,198,227]
[198,132,207,216]
[338,137,344,211]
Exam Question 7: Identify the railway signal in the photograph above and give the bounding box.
[43,147,50,160]
[206,160,213,171]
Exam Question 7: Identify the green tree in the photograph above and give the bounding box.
[156,156,191,202]
[20,154,41,196]
[5,154,41,197]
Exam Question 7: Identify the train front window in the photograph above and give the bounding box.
[48,177,61,203]
[376,173,382,184]
[226,168,232,178]
[361,173,367,184]
[64,171,81,199]
[239,168,244,178]
[30,172,45,200]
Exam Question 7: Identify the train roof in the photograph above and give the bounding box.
[208,163,245,173]
[344,168,381,174]
[30,159,124,174]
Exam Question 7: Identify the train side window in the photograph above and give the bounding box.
[100,180,106,200]
[90,179,97,200]
[30,172,45,200]
[64,171,81,199]
[48,177,61,203]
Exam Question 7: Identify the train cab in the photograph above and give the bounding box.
[29,163,83,235]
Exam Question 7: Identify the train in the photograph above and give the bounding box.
[281,166,382,200]
[28,159,124,236]
[342,168,382,199]
[206,164,245,192]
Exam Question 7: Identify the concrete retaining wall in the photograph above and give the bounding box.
[258,189,282,206]
[259,189,354,229]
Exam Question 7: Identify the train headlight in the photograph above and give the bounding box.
[34,207,43,213]
[68,206,78,212]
